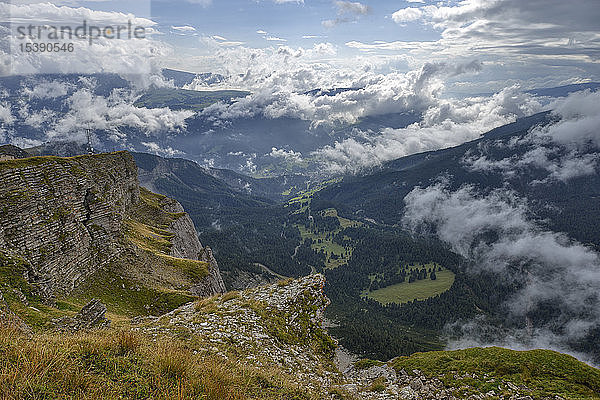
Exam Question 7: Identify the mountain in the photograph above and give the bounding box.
[0,151,225,327]
[1,130,599,399]
[313,111,600,248]
[3,74,599,177]
[161,68,226,87]
[0,72,421,175]
[131,151,314,288]
[133,87,250,111]
[310,109,600,362]
[133,151,274,227]
[526,82,600,97]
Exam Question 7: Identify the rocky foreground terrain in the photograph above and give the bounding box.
[128,275,598,400]
[1,271,599,399]
[0,152,599,399]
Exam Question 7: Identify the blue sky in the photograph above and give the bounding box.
[2,0,599,92]
[148,0,440,48]
[67,0,445,60]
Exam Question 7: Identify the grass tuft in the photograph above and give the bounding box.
[0,328,323,399]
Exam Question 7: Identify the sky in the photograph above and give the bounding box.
[1,0,599,94]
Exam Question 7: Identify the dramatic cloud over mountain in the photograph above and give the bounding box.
[313,85,542,174]
[464,90,600,183]
[403,183,600,363]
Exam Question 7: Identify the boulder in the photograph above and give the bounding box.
[54,298,111,332]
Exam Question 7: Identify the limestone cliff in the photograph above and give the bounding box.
[0,152,225,305]
[0,152,139,298]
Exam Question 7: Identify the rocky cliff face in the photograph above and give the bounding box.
[160,196,228,295]
[0,152,224,302]
[0,152,138,299]
[191,247,226,296]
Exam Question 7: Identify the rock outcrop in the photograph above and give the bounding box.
[54,298,111,332]
[0,151,225,302]
[0,152,139,299]
[136,274,339,395]
[133,274,579,400]
[164,196,226,295]
[161,197,204,260]
[190,247,226,296]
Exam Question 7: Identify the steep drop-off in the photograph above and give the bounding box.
[0,152,224,323]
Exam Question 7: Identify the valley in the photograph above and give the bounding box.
[2,0,600,396]
[1,70,600,399]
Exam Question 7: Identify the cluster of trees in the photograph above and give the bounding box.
[200,207,312,286]
[311,214,341,233]
[293,238,326,271]
[320,226,473,358]
[370,265,442,290]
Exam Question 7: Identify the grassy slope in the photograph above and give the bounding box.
[366,267,456,305]
[67,187,209,320]
[296,208,362,270]
[0,252,72,329]
[0,278,338,400]
[392,347,600,399]
[0,328,320,400]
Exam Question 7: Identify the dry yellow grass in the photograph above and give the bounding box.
[0,328,320,400]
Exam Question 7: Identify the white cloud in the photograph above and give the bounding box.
[392,7,423,23]
[312,75,540,174]
[321,20,338,29]
[0,103,14,125]
[545,91,600,149]
[199,36,245,47]
[172,25,197,33]
[1,2,155,26]
[42,88,195,142]
[21,81,72,99]
[24,108,57,129]
[345,39,441,52]
[323,0,370,28]
[464,90,600,183]
[403,183,600,361]
[405,0,600,61]
[269,147,303,163]
[1,3,168,79]
[312,42,337,56]
[141,142,184,157]
[266,36,287,42]
[334,1,370,15]
[185,0,212,6]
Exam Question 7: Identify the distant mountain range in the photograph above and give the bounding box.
[313,111,600,248]
[161,68,226,88]
[525,82,600,97]
[1,70,599,177]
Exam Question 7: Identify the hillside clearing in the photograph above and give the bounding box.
[365,268,455,305]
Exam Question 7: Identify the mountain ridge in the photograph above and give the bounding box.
[0,151,225,328]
